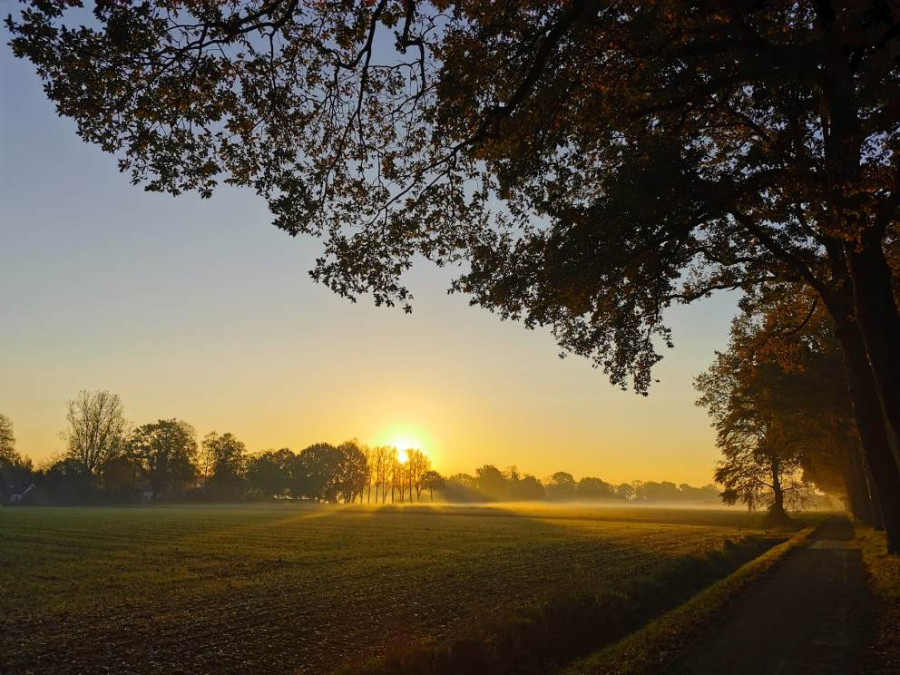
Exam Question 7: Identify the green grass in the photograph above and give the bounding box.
[856,525,900,674]
[1,503,772,673]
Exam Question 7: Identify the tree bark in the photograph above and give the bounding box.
[864,461,885,531]
[845,240,900,469]
[834,315,900,552]
[769,462,787,521]
[844,446,873,525]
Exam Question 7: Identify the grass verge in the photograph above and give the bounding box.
[856,525,900,674]
[563,524,815,675]
[346,535,786,675]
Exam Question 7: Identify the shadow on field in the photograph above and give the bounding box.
[0,503,783,675]
[344,504,783,674]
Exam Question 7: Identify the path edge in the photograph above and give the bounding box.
[564,523,819,675]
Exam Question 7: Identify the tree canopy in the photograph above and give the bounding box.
[0,414,16,467]
[9,1,898,387]
[63,390,128,477]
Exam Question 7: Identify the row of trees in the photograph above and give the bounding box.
[444,466,721,505]
[1,396,722,506]
[0,395,435,505]
[696,285,886,527]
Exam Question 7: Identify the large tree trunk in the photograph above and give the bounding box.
[864,461,885,531]
[845,240,900,469]
[844,446,873,525]
[769,463,788,523]
[834,316,900,552]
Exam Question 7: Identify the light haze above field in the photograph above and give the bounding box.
[0,37,738,485]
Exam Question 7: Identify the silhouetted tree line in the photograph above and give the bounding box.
[443,465,721,505]
[2,395,721,507]
[0,395,436,505]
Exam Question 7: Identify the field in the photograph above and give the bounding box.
[1,503,773,674]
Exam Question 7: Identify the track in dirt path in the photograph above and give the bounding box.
[671,516,871,674]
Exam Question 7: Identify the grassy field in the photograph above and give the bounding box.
[1,503,774,674]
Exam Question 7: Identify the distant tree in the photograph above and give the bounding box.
[638,481,683,503]
[421,470,445,502]
[577,477,616,501]
[387,447,403,504]
[677,484,722,504]
[63,390,128,478]
[41,457,95,505]
[363,445,373,504]
[697,328,815,523]
[336,440,370,503]
[616,483,636,501]
[371,446,394,504]
[0,414,16,467]
[294,442,342,501]
[129,420,198,499]
[0,417,32,501]
[546,472,577,501]
[407,448,431,502]
[246,448,294,500]
[714,438,811,523]
[101,455,139,500]
[511,474,545,501]
[201,432,247,499]
[475,465,508,501]
[443,473,481,502]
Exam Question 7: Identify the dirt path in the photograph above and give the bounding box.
[672,517,871,674]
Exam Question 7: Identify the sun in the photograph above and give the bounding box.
[387,436,423,464]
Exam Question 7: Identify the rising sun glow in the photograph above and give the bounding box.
[387,436,423,464]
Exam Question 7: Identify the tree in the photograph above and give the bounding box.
[546,472,577,501]
[246,448,294,499]
[475,465,508,501]
[616,483,636,502]
[201,432,246,499]
[677,484,723,505]
[129,420,198,499]
[336,440,370,503]
[505,466,546,501]
[0,414,16,467]
[101,455,139,500]
[294,442,343,501]
[638,481,683,503]
[421,470,445,501]
[700,286,886,530]
[0,415,32,502]
[10,1,900,549]
[514,474,546,501]
[697,321,818,523]
[63,390,127,478]
[42,457,95,505]
[407,448,431,502]
[371,446,394,504]
[444,473,480,502]
[577,477,616,501]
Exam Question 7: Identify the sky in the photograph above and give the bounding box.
[0,29,740,486]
